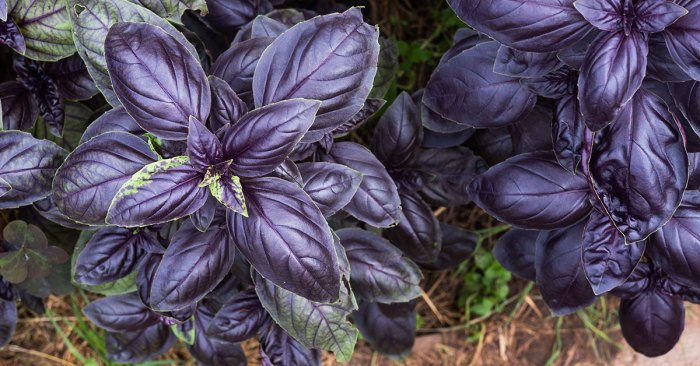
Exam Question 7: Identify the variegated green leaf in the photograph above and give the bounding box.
[127,0,207,23]
[10,0,75,61]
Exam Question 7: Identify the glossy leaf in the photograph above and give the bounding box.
[205,0,272,33]
[80,107,143,144]
[371,92,422,168]
[105,324,175,363]
[353,301,416,359]
[553,95,586,173]
[105,22,210,140]
[9,0,75,61]
[297,162,362,217]
[610,261,652,299]
[646,34,691,82]
[385,192,442,263]
[0,81,37,131]
[228,177,339,303]
[619,289,684,357]
[253,8,379,141]
[187,304,248,366]
[417,146,488,207]
[670,80,700,136]
[0,131,65,209]
[423,42,536,128]
[53,132,158,225]
[74,226,146,286]
[83,293,159,332]
[208,75,247,131]
[210,37,273,107]
[590,89,687,243]
[107,156,209,227]
[494,46,561,78]
[44,54,99,101]
[187,116,222,172]
[207,289,266,343]
[338,228,421,303]
[469,151,591,230]
[664,4,700,81]
[493,228,539,281]
[259,322,321,366]
[324,142,401,228]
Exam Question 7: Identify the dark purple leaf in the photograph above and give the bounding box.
[634,0,687,34]
[210,175,246,215]
[137,253,161,305]
[150,218,235,311]
[0,131,65,209]
[423,42,536,128]
[221,99,320,178]
[187,116,222,172]
[664,4,700,81]
[251,14,288,38]
[208,75,247,132]
[508,105,554,155]
[338,228,421,303]
[297,162,362,217]
[371,92,422,168]
[13,56,64,136]
[353,301,416,359]
[582,210,645,295]
[590,89,687,242]
[447,0,591,52]
[74,227,146,286]
[324,142,401,228]
[385,192,442,263]
[609,261,652,299]
[207,289,266,343]
[205,0,272,33]
[211,37,273,107]
[334,98,386,136]
[228,177,339,303]
[252,8,379,141]
[0,19,25,53]
[53,132,158,225]
[419,223,477,271]
[619,289,684,357]
[553,95,586,173]
[521,65,578,99]
[466,127,514,166]
[0,81,37,131]
[420,97,472,134]
[83,293,159,333]
[107,156,209,227]
[422,128,474,149]
[105,22,210,140]
[190,195,217,232]
[573,0,623,32]
[44,54,99,100]
[470,151,591,230]
[259,322,321,366]
[439,27,488,64]
[0,278,15,303]
[670,80,700,136]
[494,46,562,78]
[536,222,597,315]
[578,31,648,131]
[689,153,700,189]
[493,228,539,281]
[0,300,16,348]
[647,34,692,82]
[106,324,175,363]
[273,158,303,186]
[187,303,248,366]
[80,107,143,144]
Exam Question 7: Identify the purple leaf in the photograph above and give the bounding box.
[208,75,247,132]
[535,222,597,315]
[664,4,700,81]
[521,65,578,99]
[204,0,272,33]
[222,99,320,178]
[0,1,6,22]
[74,227,146,286]
[297,162,362,217]
[187,304,248,366]
[149,218,235,311]
[609,261,652,299]
[324,142,401,228]
[447,0,591,52]
[338,228,421,303]
[371,92,422,169]
[494,46,562,78]
[582,210,645,295]
[259,322,321,366]
[0,300,16,348]
[385,192,442,263]
[187,116,222,172]
[419,223,477,270]
[253,8,379,141]
[107,156,209,227]
[508,105,555,155]
[190,195,217,232]
[44,54,99,101]
[13,56,64,137]
[105,324,175,363]
[0,178,9,199]
[211,37,273,107]
[207,289,267,343]
[573,0,623,32]
[423,42,536,128]
[105,22,210,140]
[553,95,586,173]
[634,0,688,34]
[422,128,474,149]
[334,98,386,137]
[493,228,538,281]
[578,31,648,131]
[137,253,161,305]
[0,131,65,209]
[353,301,416,359]
[83,293,159,333]
[79,107,143,144]
[590,89,687,242]
[670,80,700,135]
[0,20,25,54]
[469,151,592,230]
[228,177,340,303]
[619,289,684,357]
[53,132,158,225]
[0,81,38,131]
[273,158,303,186]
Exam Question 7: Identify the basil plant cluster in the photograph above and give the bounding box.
[421,0,700,358]
[0,0,485,364]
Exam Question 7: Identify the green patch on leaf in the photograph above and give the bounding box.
[209,174,248,217]
[113,156,189,197]
[10,0,75,61]
[170,320,196,345]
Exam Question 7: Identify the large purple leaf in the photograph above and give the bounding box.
[187,304,248,366]
[535,222,597,315]
[353,301,416,359]
[324,142,401,228]
[0,131,65,209]
[74,227,146,286]
[83,293,159,333]
[423,42,536,128]
[0,81,37,131]
[573,0,622,32]
[136,253,161,305]
[469,151,592,230]
[80,107,143,144]
[371,92,422,168]
[669,80,700,136]
[260,322,321,366]
[149,218,234,311]
[252,8,379,141]
[221,99,320,178]
[647,34,691,82]
[204,0,272,33]
[44,54,98,101]
[228,177,339,303]
[494,46,562,78]
[634,0,687,33]
[208,75,247,131]
[105,324,175,364]
[385,192,442,264]
[187,116,222,172]
[553,95,586,173]
[582,210,645,295]
[664,4,700,81]
[207,289,266,343]
[414,147,487,207]
[105,22,210,140]
[493,228,539,282]
[578,31,648,131]
[107,156,209,227]
[447,0,591,52]
[0,19,25,54]
[609,261,652,299]
[297,162,362,217]
[619,289,684,357]
[210,37,273,107]
[590,89,687,243]
[338,228,421,303]
[53,132,158,225]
